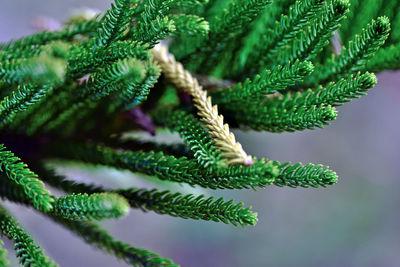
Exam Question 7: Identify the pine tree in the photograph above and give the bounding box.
[0,0,399,266]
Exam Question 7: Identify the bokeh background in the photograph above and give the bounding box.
[1,1,400,266]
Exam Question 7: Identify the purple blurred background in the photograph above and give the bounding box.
[1,1,400,266]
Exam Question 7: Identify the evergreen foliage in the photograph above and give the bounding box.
[0,205,57,267]
[0,144,54,212]
[54,193,129,221]
[0,239,9,267]
[0,0,399,265]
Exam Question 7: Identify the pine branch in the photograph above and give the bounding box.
[339,0,383,44]
[112,61,161,111]
[43,58,147,133]
[151,108,223,168]
[0,56,63,85]
[95,0,136,48]
[131,0,176,45]
[276,162,338,187]
[52,217,176,266]
[153,45,253,166]
[227,103,337,132]
[0,20,99,52]
[43,142,279,190]
[83,58,146,101]
[0,178,174,267]
[117,188,258,227]
[0,240,9,267]
[269,0,349,66]
[363,43,400,72]
[0,205,58,267]
[267,72,377,109]
[171,14,209,37]
[0,144,54,212]
[67,40,150,79]
[245,0,325,72]
[211,0,271,40]
[0,85,52,127]
[0,174,32,206]
[29,164,258,227]
[54,193,129,221]
[307,16,391,85]
[212,60,314,104]
[192,0,271,73]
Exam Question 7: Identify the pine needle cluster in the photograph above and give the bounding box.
[0,0,399,266]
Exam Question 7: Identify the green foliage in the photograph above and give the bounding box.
[364,43,400,72]
[44,142,279,189]
[229,103,337,132]
[0,85,52,127]
[118,188,258,226]
[30,164,257,226]
[171,15,209,37]
[53,217,176,266]
[306,16,391,85]
[0,205,57,267]
[273,0,349,65]
[212,60,314,104]
[277,72,377,108]
[54,193,129,221]
[67,40,150,79]
[1,0,400,265]
[0,239,9,267]
[242,0,325,72]
[0,20,99,54]
[276,162,338,187]
[131,0,176,45]
[0,144,54,212]
[96,0,136,48]
[151,108,222,167]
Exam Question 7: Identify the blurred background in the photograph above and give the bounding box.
[1,1,400,266]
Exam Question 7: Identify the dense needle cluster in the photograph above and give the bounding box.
[0,0,399,266]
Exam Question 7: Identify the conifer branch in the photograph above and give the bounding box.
[113,61,161,110]
[191,0,271,73]
[0,20,99,52]
[95,0,136,48]
[151,108,222,168]
[276,162,338,187]
[153,45,253,166]
[1,0,398,264]
[228,104,337,132]
[43,142,279,190]
[131,0,176,46]
[67,40,150,79]
[52,217,176,267]
[269,0,349,66]
[54,193,129,221]
[0,85,52,127]
[246,0,325,72]
[211,0,271,40]
[171,15,209,37]
[83,58,146,101]
[266,72,377,109]
[306,16,391,85]
[117,188,258,227]
[0,144,54,212]
[363,43,400,72]
[0,174,32,206]
[0,240,9,267]
[30,164,257,226]
[212,60,314,104]
[0,205,58,267]
[0,179,173,267]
